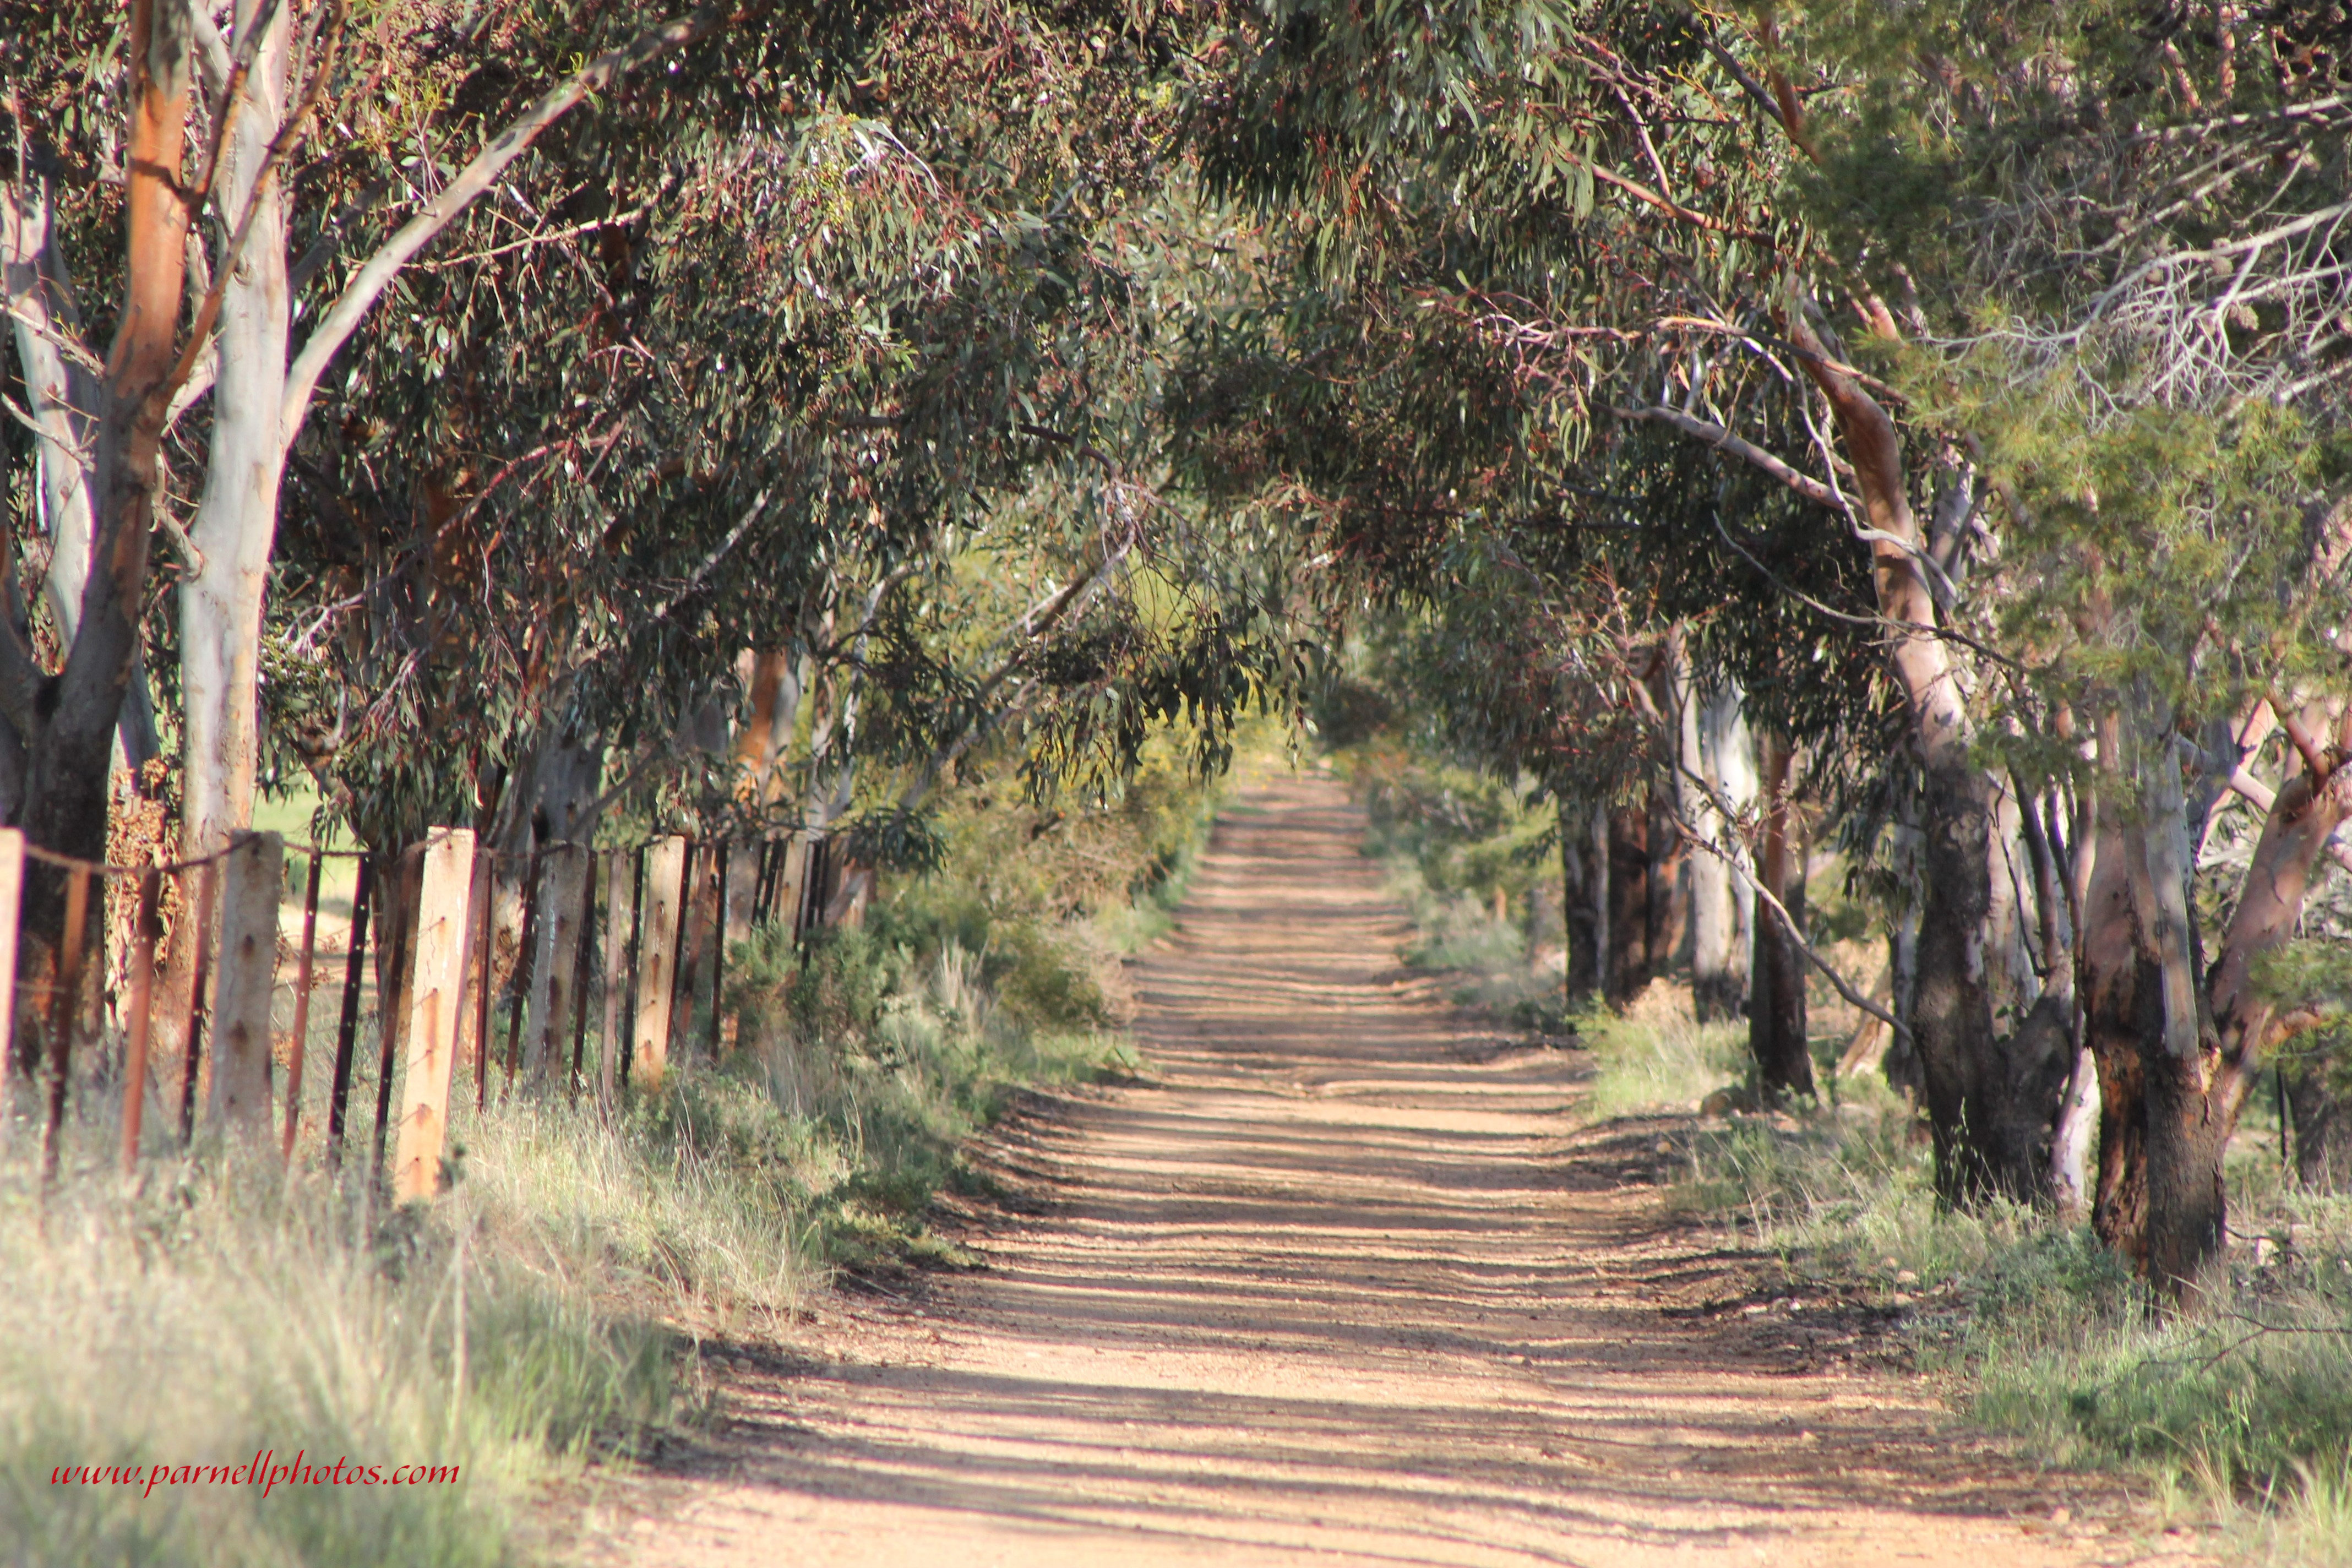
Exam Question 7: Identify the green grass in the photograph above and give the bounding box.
[1580,987,1748,1119]
[1604,1009,2352,1564]
[0,1122,677,1568]
[5,742,1233,1565]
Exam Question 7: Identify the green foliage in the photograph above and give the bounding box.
[1580,988,1747,1120]
[2256,940,2352,1097]
[1337,733,1571,1024]
[1662,1083,2352,1553]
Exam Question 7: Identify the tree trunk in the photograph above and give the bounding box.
[1790,301,2064,1203]
[1647,777,1687,984]
[2092,733,2351,1290]
[1687,682,1752,1021]
[1561,798,1603,1005]
[182,1,292,859]
[1605,804,1650,1003]
[7,0,195,969]
[2284,1065,2352,1189]
[1747,733,1813,1099]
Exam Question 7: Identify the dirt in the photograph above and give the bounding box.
[601,773,2213,1568]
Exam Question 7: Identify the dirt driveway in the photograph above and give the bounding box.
[623,774,2193,1567]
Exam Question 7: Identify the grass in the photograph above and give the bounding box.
[1578,986,1748,1120]
[1590,1004,2352,1564]
[0,1123,677,1567]
[1332,740,1570,1028]
[5,736,1236,1565]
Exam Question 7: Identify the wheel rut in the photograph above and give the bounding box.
[623,773,2178,1568]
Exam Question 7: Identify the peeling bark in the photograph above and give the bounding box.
[1788,300,2061,1203]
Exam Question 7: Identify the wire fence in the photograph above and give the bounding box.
[1,823,872,1201]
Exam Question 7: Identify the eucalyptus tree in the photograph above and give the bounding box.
[1781,0,2352,1284]
[1172,0,1947,1121]
[1179,1,2352,1287]
[2,0,719,979]
[257,0,1276,870]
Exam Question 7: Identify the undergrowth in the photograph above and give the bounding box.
[1577,987,1747,1119]
[3,731,1234,1566]
[1334,738,1568,1030]
[1606,997,2352,1566]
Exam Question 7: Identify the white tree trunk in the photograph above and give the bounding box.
[1683,672,1755,1021]
[182,1,292,856]
[1,183,98,641]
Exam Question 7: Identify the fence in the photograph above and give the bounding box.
[1,824,875,1202]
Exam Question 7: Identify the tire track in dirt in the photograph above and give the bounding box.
[624,772,2193,1567]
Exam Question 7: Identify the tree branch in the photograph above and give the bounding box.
[2225,766,2352,876]
[277,7,716,454]
[1616,404,1838,508]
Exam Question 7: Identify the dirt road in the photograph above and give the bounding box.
[627,775,2180,1567]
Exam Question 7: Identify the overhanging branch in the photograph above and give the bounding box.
[277,7,715,454]
[1616,404,1838,508]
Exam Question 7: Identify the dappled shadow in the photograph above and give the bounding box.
[643,777,2135,1568]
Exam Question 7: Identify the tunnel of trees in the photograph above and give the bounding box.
[6,0,2351,1310]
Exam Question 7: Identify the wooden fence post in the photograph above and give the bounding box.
[633,836,687,1090]
[207,832,284,1140]
[0,830,22,1073]
[393,828,477,1204]
[523,843,590,1086]
[598,848,630,1111]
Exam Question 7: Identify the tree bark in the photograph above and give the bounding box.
[182,0,292,859]
[1687,680,1752,1021]
[1789,301,2062,1202]
[2284,1065,2352,1189]
[1605,803,1650,1002]
[2091,737,2352,1289]
[8,0,195,967]
[1748,731,1812,1098]
[1561,798,1603,1005]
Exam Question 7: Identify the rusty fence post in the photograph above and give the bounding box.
[570,854,597,1099]
[40,863,92,1190]
[119,869,164,1175]
[667,841,699,1053]
[207,832,284,1141]
[393,829,477,1204]
[369,846,423,1187]
[0,829,22,1084]
[324,857,375,1171]
[750,837,777,927]
[707,841,731,1057]
[176,862,219,1147]
[467,853,494,1113]
[280,852,325,1161]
